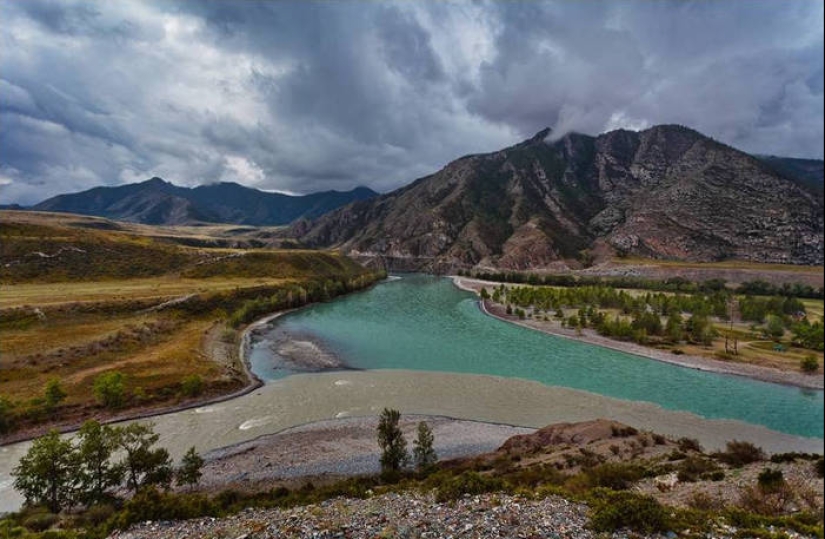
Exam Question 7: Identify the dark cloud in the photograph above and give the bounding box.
[0,0,821,205]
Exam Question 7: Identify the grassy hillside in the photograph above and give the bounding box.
[0,212,384,440]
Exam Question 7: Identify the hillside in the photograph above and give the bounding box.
[0,211,383,439]
[295,125,824,271]
[31,178,378,226]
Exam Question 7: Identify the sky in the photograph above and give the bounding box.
[1,0,822,205]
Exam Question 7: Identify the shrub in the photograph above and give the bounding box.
[434,472,505,502]
[715,440,765,467]
[22,510,59,532]
[93,372,126,409]
[180,375,204,398]
[688,492,725,511]
[801,354,819,373]
[677,456,722,483]
[757,468,785,492]
[677,437,703,453]
[588,489,669,533]
[586,463,646,490]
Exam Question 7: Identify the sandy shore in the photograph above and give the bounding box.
[452,276,824,390]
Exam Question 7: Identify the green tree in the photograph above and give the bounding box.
[43,379,66,413]
[764,315,785,341]
[93,372,126,409]
[376,408,408,478]
[412,421,437,473]
[479,287,490,300]
[665,312,684,343]
[77,420,123,505]
[115,423,173,493]
[12,430,78,513]
[176,447,204,490]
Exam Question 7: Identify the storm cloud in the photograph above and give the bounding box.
[1,0,822,204]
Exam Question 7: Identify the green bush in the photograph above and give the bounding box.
[586,463,645,490]
[757,468,785,492]
[93,372,126,409]
[588,489,670,533]
[677,456,722,483]
[714,440,765,467]
[801,354,819,373]
[180,375,204,398]
[113,488,217,530]
[434,472,505,502]
[22,509,59,532]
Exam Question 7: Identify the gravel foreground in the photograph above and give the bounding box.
[108,491,817,539]
[109,492,601,539]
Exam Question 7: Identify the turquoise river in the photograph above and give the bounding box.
[249,274,824,439]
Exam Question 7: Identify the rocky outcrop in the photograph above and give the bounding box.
[296,125,823,270]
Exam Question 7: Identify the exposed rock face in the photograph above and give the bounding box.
[296,125,823,270]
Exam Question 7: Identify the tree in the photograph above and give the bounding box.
[176,447,204,490]
[43,379,66,413]
[376,408,408,478]
[412,421,437,473]
[764,315,786,341]
[12,430,78,513]
[77,420,123,505]
[93,371,126,409]
[115,423,173,492]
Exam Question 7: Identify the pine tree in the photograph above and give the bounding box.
[115,422,173,492]
[376,408,408,478]
[412,421,437,473]
[176,447,204,490]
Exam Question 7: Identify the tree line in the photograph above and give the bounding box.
[460,269,824,300]
[12,421,202,514]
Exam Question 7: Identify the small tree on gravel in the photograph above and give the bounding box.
[176,447,204,490]
[413,421,437,473]
[377,408,408,478]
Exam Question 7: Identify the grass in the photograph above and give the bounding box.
[0,212,383,438]
[612,256,825,275]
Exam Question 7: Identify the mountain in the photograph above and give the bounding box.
[294,125,824,271]
[32,179,378,226]
[755,156,824,198]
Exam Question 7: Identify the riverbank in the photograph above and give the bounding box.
[197,415,534,493]
[452,276,824,390]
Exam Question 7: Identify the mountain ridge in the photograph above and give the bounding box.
[31,179,379,226]
[293,124,823,270]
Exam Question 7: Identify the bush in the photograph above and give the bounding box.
[677,437,703,453]
[757,468,785,492]
[586,463,646,490]
[801,354,819,373]
[815,457,824,478]
[588,489,670,533]
[714,440,765,467]
[93,372,126,409]
[677,456,722,483]
[180,375,204,398]
[22,509,59,532]
[114,488,217,529]
[434,472,505,502]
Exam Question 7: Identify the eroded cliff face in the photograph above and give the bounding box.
[295,125,824,271]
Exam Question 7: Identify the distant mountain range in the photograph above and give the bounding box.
[293,124,823,270]
[29,179,378,226]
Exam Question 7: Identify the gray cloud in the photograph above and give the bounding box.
[0,0,821,205]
